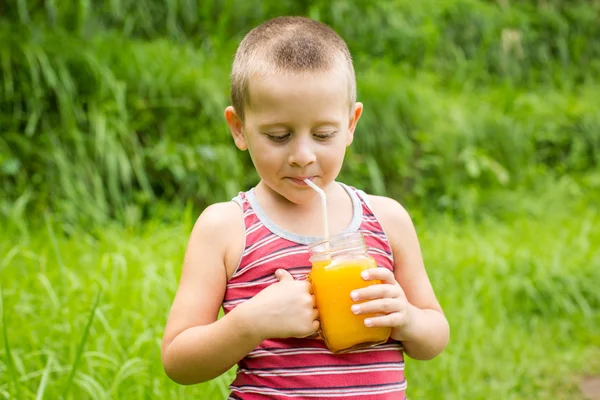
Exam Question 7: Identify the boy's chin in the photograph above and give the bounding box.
[275,190,315,205]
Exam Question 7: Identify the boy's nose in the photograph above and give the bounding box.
[288,139,316,167]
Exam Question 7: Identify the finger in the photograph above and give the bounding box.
[351,283,402,302]
[360,267,397,285]
[300,318,320,339]
[275,269,295,282]
[301,280,314,294]
[312,319,320,333]
[363,313,403,329]
[302,330,320,339]
[300,281,315,299]
[351,298,401,315]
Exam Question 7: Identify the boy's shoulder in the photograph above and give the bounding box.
[190,201,245,275]
[191,201,244,240]
[197,200,242,223]
[357,192,420,263]
[354,190,412,226]
[356,191,415,240]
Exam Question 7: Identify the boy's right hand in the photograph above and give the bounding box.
[242,269,319,340]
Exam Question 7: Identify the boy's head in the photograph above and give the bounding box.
[225,16,363,204]
[230,16,356,121]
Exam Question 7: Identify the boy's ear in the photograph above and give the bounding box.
[346,102,363,146]
[225,106,248,151]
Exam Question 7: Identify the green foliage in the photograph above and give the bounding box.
[10,0,600,83]
[1,0,599,226]
[2,3,599,398]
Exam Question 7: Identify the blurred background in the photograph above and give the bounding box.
[1,1,599,399]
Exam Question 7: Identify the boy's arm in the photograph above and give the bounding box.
[161,202,260,384]
[161,202,318,385]
[369,195,450,360]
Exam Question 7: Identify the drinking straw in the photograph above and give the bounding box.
[304,179,329,241]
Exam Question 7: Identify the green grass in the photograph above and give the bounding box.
[1,189,599,399]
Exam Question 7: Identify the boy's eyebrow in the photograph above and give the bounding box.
[258,122,288,130]
[258,120,342,130]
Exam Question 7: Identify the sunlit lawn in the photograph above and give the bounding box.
[1,190,599,399]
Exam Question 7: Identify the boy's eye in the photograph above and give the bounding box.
[266,133,291,142]
[314,132,336,140]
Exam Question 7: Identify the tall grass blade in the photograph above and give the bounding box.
[61,290,102,399]
[17,0,30,24]
[0,282,21,399]
[36,354,54,400]
[44,213,66,290]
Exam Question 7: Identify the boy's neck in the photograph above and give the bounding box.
[253,180,354,238]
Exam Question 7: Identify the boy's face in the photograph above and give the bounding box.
[225,70,362,205]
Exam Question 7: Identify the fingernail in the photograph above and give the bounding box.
[361,271,369,279]
[350,291,358,301]
[351,305,360,314]
[364,319,373,327]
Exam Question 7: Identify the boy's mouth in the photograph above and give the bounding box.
[288,176,316,186]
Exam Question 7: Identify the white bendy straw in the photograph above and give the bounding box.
[304,179,329,242]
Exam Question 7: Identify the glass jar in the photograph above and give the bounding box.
[308,231,391,353]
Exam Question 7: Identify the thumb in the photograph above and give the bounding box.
[275,269,294,282]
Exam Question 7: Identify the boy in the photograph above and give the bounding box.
[162,16,449,399]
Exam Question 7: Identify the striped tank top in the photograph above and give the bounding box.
[225,183,406,399]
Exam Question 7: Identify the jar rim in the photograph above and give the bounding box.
[308,231,364,247]
[308,231,366,259]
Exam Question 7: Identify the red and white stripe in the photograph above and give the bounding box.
[223,188,406,400]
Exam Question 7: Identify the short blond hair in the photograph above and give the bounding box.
[230,16,356,121]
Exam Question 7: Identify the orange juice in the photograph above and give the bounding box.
[309,256,392,353]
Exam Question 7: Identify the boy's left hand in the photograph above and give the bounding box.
[350,267,413,342]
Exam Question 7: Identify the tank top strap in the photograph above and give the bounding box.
[340,185,395,267]
[338,184,374,214]
[231,191,259,230]
[231,191,248,209]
